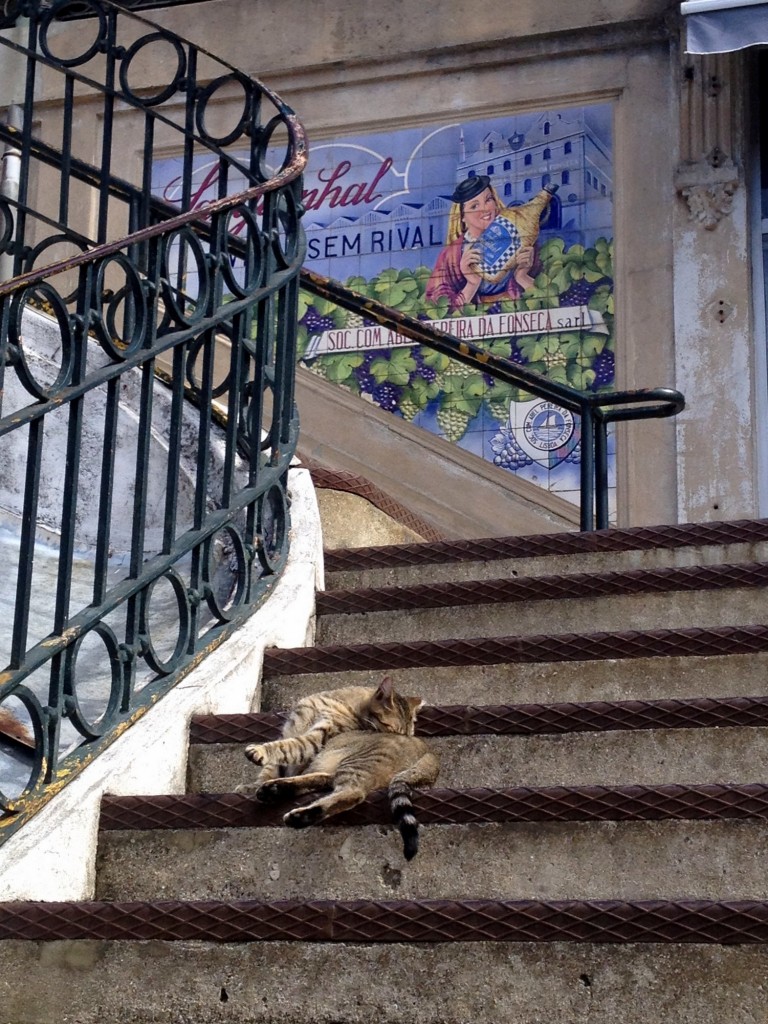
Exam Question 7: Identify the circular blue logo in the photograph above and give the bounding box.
[523,402,575,452]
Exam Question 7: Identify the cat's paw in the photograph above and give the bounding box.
[234,782,262,797]
[255,781,287,805]
[284,805,323,828]
[244,743,266,765]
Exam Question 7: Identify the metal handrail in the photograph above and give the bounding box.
[0,131,306,303]
[301,268,684,531]
[0,0,306,842]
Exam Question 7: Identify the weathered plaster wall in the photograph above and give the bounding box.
[674,186,756,521]
[673,50,760,523]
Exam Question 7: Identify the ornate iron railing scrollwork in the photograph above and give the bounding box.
[0,0,306,839]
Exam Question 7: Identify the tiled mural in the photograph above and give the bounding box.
[297,105,615,510]
[153,103,615,510]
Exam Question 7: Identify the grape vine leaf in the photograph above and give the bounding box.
[322,352,364,384]
[297,290,313,320]
[368,349,417,386]
[422,349,452,372]
[567,362,597,390]
[580,332,608,358]
[296,324,310,360]
[345,275,371,295]
[594,238,614,279]
[589,285,614,316]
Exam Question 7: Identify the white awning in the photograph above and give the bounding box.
[682,0,768,52]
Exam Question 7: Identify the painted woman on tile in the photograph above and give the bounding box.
[426,174,557,311]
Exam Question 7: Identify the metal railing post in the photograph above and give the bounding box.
[580,406,595,532]
[594,412,610,530]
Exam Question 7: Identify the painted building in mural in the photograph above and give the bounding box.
[458,109,613,246]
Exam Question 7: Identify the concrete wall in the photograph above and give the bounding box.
[296,367,580,538]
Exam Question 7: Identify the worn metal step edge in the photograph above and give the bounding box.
[262,622,768,677]
[323,518,768,573]
[3,897,768,943]
[316,562,768,617]
[189,695,768,745]
[99,783,768,831]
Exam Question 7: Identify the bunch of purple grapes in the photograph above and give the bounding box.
[301,306,337,333]
[490,426,533,470]
[591,349,615,390]
[372,381,402,412]
[559,279,596,307]
[351,352,404,411]
[354,351,377,396]
[409,347,437,385]
[510,341,526,364]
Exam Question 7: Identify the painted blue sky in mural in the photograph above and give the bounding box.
[152,104,614,280]
[303,106,611,224]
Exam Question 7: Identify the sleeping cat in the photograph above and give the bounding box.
[238,677,439,859]
[241,676,423,787]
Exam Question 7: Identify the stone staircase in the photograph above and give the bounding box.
[4,519,768,1022]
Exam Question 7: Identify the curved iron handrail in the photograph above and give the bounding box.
[0,140,307,300]
[0,0,307,841]
[301,268,684,532]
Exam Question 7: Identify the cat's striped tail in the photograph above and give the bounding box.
[388,780,421,860]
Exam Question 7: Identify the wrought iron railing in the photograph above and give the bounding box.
[0,0,306,840]
[301,269,685,532]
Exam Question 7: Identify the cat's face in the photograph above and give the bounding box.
[365,678,423,737]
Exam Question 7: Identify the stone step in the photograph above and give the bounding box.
[1,928,766,1024]
[327,542,768,591]
[260,625,768,708]
[314,563,768,645]
[93,818,768,903]
[323,518,768,589]
[188,695,768,789]
[96,786,768,902]
[186,724,768,793]
[191,694,768,742]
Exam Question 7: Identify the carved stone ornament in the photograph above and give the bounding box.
[679,175,738,231]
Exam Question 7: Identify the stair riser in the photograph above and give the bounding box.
[3,937,767,1024]
[187,727,768,793]
[96,819,768,902]
[315,589,767,645]
[326,540,768,590]
[262,652,768,709]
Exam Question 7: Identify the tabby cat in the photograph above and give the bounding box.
[238,677,439,859]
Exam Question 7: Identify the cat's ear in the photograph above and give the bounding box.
[373,676,394,706]
[407,697,425,714]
